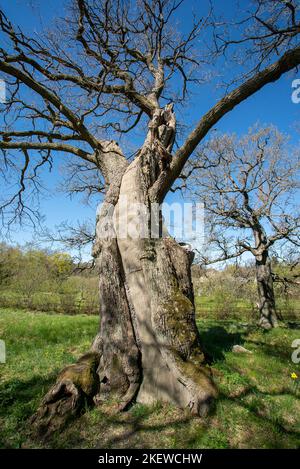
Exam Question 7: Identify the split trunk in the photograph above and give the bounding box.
[31,107,216,436]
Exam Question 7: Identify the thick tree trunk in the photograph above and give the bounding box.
[255,251,278,330]
[32,106,217,435]
[113,155,216,414]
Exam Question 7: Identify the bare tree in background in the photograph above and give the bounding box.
[188,127,300,329]
[0,0,300,432]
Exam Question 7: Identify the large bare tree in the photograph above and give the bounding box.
[1,0,300,432]
[187,127,300,329]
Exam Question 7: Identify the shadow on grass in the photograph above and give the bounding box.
[200,322,298,362]
[0,374,57,415]
[98,409,198,449]
[1,321,300,449]
[0,373,57,448]
[200,325,247,362]
[0,373,58,448]
[218,384,300,445]
[1,364,299,449]
[287,321,300,330]
[46,380,300,449]
[244,338,293,361]
[44,401,216,449]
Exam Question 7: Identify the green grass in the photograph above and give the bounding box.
[195,295,300,321]
[0,308,300,449]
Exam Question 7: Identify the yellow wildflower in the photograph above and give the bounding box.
[291,372,298,380]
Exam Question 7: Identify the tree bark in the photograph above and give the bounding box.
[31,106,217,435]
[114,154,216,414]
[255,250,278,330]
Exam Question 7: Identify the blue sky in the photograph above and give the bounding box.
[0,0,299,257]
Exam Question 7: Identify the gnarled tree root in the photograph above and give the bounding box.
[30,352,100,437]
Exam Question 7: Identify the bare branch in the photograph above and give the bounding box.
[151,44,300,201]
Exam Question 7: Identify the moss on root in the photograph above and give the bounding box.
[59,352,100,397]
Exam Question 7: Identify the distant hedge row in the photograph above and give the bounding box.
[0,243,99,315]
[0,243,299,320]
[0,280,99,315]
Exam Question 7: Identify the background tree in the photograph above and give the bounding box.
[0,0,300,432]
[188,127,300,329]
[0,243,100,314]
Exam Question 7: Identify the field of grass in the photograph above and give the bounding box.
[195,295,300,321]
[0,308,300,449]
